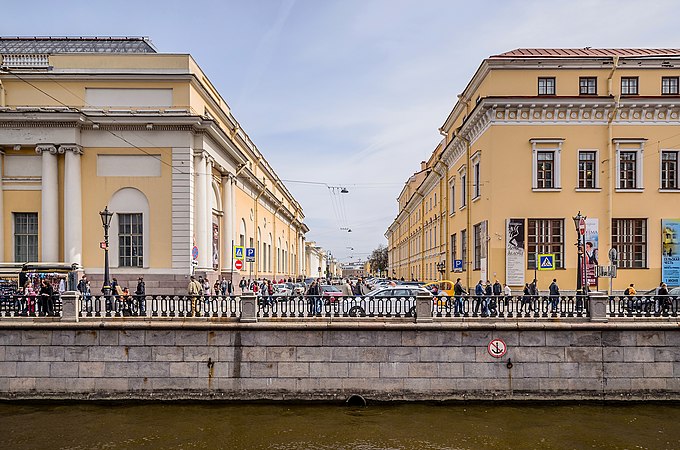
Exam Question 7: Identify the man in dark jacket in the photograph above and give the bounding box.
[39,280,54,316]
[549,279,560,313]
[135,277,146,316]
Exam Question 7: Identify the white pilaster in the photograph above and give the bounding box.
[36,145,59,262]
[0,152,5,261]
[205,156,214,270]
[194,151,208,269]
[222,174,234,273]
[62,145,83,265]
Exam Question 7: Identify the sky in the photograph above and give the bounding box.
[3,0,680,263]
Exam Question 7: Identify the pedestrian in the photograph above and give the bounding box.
[520,283,531,313]
[341,279,352,297]
[485,280,495,316]
[39,279,55,316]
[503,283,512,308]
[624,283,637,313]
[306,280,321,314]
[135,276,146,316]
[239,278,246,293]
[77,275,91,313]
[658,282,670,313]
[58,277,66,295]
[474,280,486,316]
[266,279,274,305]
[187,275,201,316]
[549,278,560,313]
[220,277,228,297]
[453,277,466,315]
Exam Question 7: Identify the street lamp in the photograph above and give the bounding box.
[99,206,114,299]
[436,261,446,280]
[572,211,587,296]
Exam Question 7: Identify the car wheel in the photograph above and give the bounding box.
[348,306,365,317]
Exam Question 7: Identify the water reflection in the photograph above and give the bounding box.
[0,402,678,449]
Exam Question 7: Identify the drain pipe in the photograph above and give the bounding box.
[0,79,5,107]
[606,56,619,295]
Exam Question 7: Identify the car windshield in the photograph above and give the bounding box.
[321,285,340,292]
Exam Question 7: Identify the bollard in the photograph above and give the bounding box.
[588,290,608,322]
[60,290,81,323]
[415,292,433,323]
[240,292,257,323]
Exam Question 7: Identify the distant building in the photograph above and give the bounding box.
[342,261,367,279]
[387,48,680,290]
[0,37,308,293]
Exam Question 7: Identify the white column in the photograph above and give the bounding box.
[205,156,214,270]
[0,152,5,260]
[230,176,236,247]
[194,151,208,269]
[36,145,59,262]
[62,145,83,265]
[221,173,233,273]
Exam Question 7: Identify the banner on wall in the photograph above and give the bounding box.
[584,218,599,287]
[662,219,680,286]
[505,218,525,286]
[212,222,220,270]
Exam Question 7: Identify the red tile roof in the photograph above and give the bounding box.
[491,48,680,58]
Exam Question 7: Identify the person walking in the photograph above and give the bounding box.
[39,280,55,316]
[341,279,352,297]
[453,278,466,315]
[474,280,485,316]
[484,280,494,316]
[187,275,201,316]
[658,282,670,313]
[135,276,146,316]
[306,280,321,314]
[549,278,560,313]
[77,275,92,313]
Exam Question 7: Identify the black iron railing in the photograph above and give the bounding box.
[608,295,680,318]
[257,295,418,318]
[0,294,62,317]
[432,295,589,318]
[79,294,240,318]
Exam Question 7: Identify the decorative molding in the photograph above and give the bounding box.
[59,144,83,155]
[35,144,57,155]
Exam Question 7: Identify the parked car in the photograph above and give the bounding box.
[319,284,343,303]
[423,280,455,296]
[342,286,432,317]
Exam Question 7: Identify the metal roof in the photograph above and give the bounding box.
[0,36,156,54]
[491,48,680,59]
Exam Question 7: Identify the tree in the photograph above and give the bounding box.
[368,245,388,276]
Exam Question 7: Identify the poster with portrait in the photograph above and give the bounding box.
[662,219,680,286]
[212,222,220,270]
[505,218,525,286]
[584,218,598,287]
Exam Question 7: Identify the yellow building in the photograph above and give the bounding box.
[0,37,308,293]
[387,48,680,292]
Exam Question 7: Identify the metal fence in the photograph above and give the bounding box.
[608,295,680,318]
[432,295,589,318]
[0,294,62,317]
[79,294,240,318]
[258,295,417,318]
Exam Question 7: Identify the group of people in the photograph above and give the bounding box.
[623,281,675,313]
[18,279,59,316]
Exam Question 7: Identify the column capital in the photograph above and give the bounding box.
[35,144,58,155]
[60,144,83,155]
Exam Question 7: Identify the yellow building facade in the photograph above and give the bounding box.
[387,48,680,292]
[0,37,308,293]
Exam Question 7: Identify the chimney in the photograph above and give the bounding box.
[420,161,427,171]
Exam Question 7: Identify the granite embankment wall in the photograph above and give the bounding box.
[0,321,679,401]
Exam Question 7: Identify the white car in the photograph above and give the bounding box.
[339,286,432,317]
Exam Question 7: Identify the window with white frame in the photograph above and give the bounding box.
[473,223,482,270]
[527,219,564,269]
[615,139,645,190]
[451,233,457,270]
[661,150,679,190]
[449,177,456,214]
[530,139,563,190]
[471,151,481,199]
[621,77,639,95]
[14,212,38,263]
[578,150,598,189]
[612,218,647,268]
[459,167,467,207]
[538,77,555,95]
[460,229,467,272]
[118,213,143,267]
[662,77,679,95]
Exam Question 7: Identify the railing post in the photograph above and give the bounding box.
[415,292,433,323]
[240,292,257,323]
[588,290,608,322]
[60,291,80,323]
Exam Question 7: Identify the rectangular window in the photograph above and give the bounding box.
[619,151,637,189]
[473,161,481,198]
[451,233,457,270]
[662,151,679,190]
[118,213,143,267]
[449,180,456,213]
[579,77,597,95]
[578,151,597,188]
[612,219,647,268]
[14,212,38,263]
[527,219,564,269]
[538,77,555,95]
[434,225,437,247]
[461,173,467,207]
[621,77,639,95]
[473,223,482,270]
[461,229,467,272]
[536,151,554,188]
[662,77,679,95]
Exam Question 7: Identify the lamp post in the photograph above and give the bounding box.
[99,206,114,298]
[572,211,587,296]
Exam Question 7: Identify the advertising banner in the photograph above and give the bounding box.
[212,222,219,270]
[662,219,680,286]
[505,218,525,286]
[584,218,598,287]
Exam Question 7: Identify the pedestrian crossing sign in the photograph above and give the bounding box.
[233,246,244,259]
[538,254,555,271]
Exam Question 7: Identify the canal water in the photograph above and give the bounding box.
[0,402,678,449]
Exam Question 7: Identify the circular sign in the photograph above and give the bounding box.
[234,260,243,270]
[579,218,586,235]
[192,246,199,260]
[487,338,507,358]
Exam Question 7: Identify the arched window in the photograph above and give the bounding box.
[277,237,282,273]
[108,187,150,269]
[268,233,273,272]
[258,227,263,272]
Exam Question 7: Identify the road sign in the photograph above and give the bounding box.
[453,259,463,271]
[597,265,617,278]
[233,246,244,259]
[245,247,256,262]
[192,245,198,260]
[488,338,507,358]
[100,241,108,250]
[538,254,555,270]
[234,259,244,270]
[579,218,586,235]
